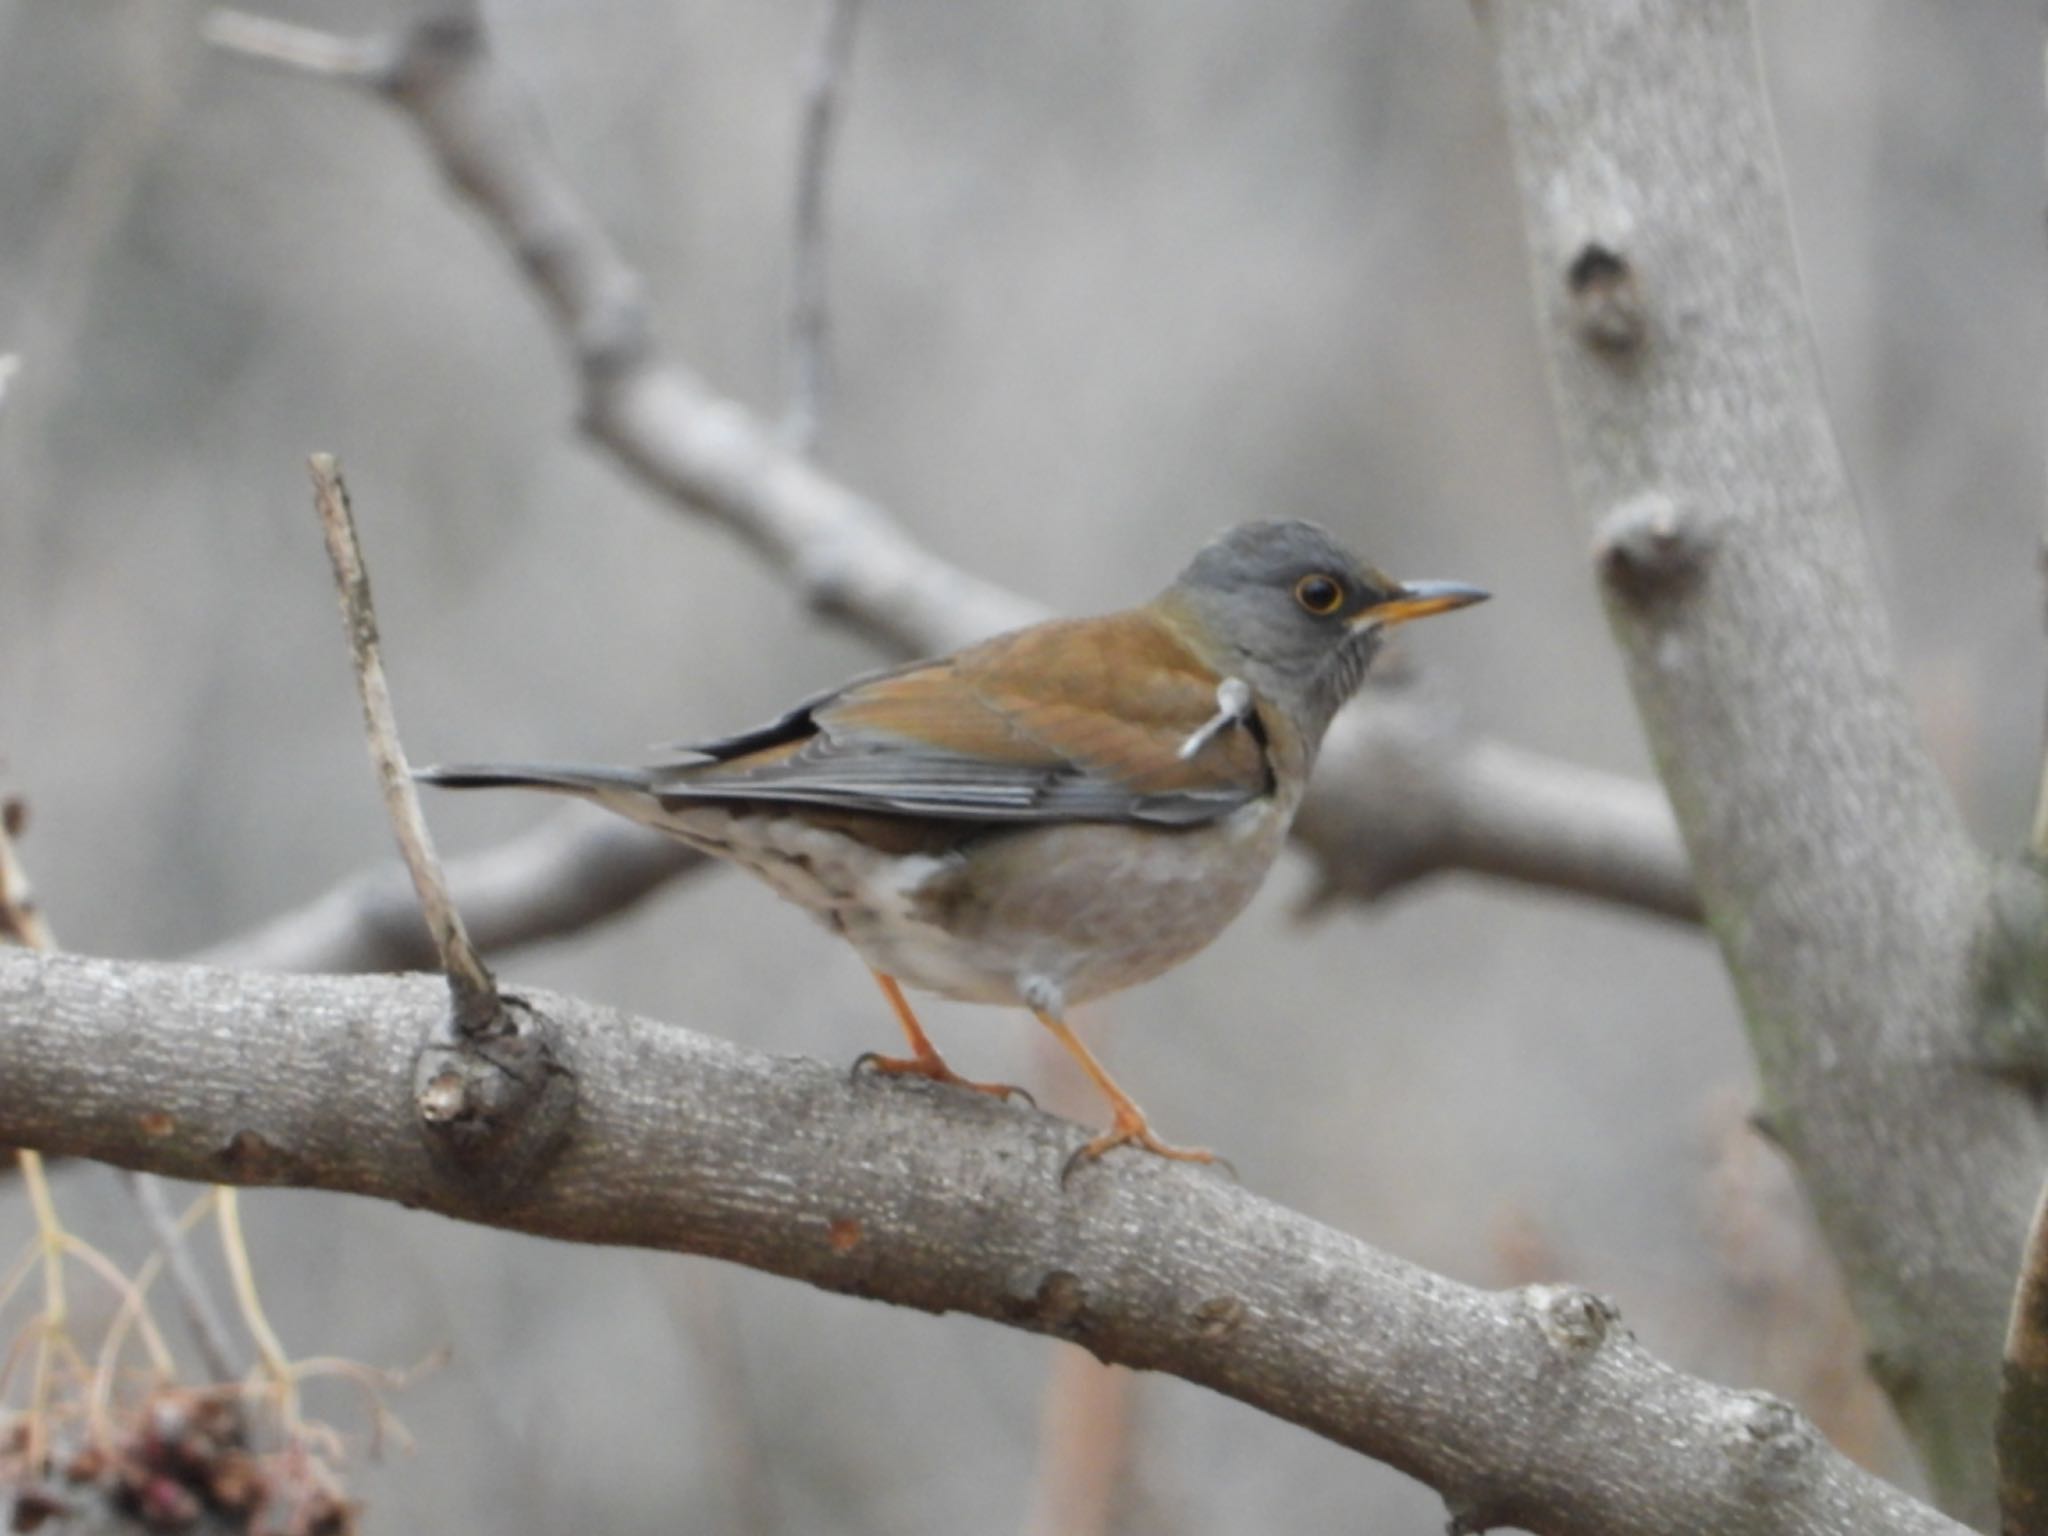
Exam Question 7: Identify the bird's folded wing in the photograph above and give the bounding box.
[652,613,1272,826]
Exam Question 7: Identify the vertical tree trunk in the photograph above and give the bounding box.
[1476,2,2047,1522]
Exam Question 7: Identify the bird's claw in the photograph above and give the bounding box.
[1059,1113,1235,1185]
[849,1050,1035,1106]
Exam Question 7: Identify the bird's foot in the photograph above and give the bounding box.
[851,1050,1035,1106]
[1061,1105,1234,1183]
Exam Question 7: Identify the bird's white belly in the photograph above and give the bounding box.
[643,794,1293,1015]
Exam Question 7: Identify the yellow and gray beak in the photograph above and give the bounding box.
[1354,578,1490,629]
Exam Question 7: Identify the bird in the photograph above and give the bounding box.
[418,521,1485,1171]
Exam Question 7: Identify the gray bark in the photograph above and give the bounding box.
[0,947,1966,1536]
[1477,1,2048,1521]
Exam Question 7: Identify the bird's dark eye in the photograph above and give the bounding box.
[1293,573,1345,616]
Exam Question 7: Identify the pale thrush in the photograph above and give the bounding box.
[420,521,1486,1168]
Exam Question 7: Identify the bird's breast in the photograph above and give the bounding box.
[891,793,1294,1007]
[644,792,1297,1012]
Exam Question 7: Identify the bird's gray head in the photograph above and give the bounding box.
[1163,520,1487,743]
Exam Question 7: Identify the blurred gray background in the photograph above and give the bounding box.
[0,1,2039,1530]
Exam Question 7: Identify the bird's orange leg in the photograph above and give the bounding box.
[854,971,1033,1102]
[1032,1010,1218,1173]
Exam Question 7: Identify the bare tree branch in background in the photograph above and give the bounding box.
[0,7,193,540]
[127,1174,238,1388]
[657,1264,774,1536]
[198,807,702,974]
[784,0,863,457]
[200,0,1700,945]
[0,946,1970,1536]
[1020,1351,1134,1536]
[0,797,56,952]
[1299,671,1697,921]
[206,0,1037,658]
[1477,1,2048,1521]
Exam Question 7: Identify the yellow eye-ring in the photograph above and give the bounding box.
[1293,573,1345,616]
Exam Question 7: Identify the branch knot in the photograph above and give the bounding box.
[1713,1390,1819,1491]
[413,995,576,1197]
[1593,491,1716,605]
[1565,242,1646,357]
[1520,1283,1619,1361]
[1002,1268,1092,1339]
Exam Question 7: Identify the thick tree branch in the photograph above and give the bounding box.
[0,947,1963,1536]
[1477,1,2045,1520]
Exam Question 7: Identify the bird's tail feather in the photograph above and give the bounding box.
[413,762,653,797]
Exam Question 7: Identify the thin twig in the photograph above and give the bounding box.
[784,0,863,456]
[2035,707,2048,864]
[1020,1349,1134,1536]
[1,800,249,1430]
[0,797,54,951]
[2034,549,2048,858]
[1,806,74,1492]
[201,8,402,81]
[2002,1171,2048,1535]
[13,1149,64,1479]
[126,1174,238,1385]
[89,1185,217,1443]
[307,453,497,1031]
[2036,25,2048,863]
[216,1190,293,1406]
